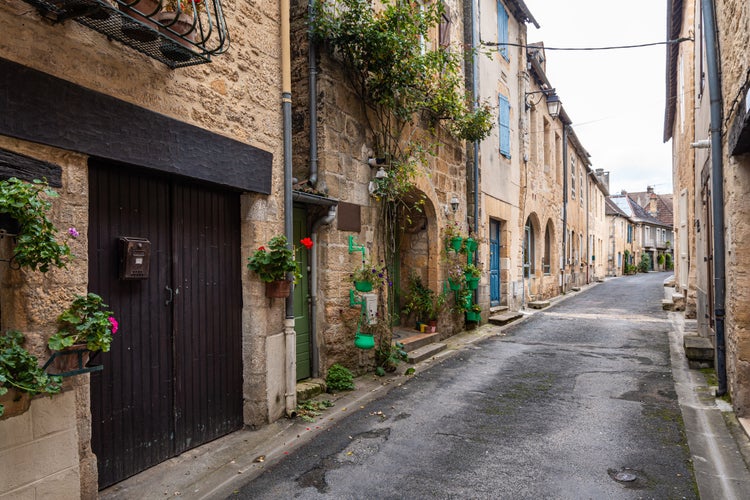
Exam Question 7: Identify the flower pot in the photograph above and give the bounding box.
[465,237,478,253]
[0,387,31,420]
[119,0,161,42]
[354,333,375,350]
[448,278,461,291]
[466,311,481,323]
[466,276,479,290]
[265,280,292,298]
[354,281,373,292]
[154,11,198,61]
[52,344,90,373]
[54,0,113,20]
[449,236,463,252]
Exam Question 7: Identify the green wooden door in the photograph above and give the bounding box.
[293,207,311,380]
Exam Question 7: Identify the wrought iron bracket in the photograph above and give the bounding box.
[42,348,104,377]
[21,0,230,69]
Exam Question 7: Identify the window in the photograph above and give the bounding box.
[438,4,451,48]
[499,94,511,158]
[497,2,509,60]
[524,217,535,277]
[645,226,651,246]
[570,157,576,200]
[580,171,584,205]
[627,224,632,243]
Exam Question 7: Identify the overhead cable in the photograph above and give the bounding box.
[480,37,693,51]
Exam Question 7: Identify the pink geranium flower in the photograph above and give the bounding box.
[108,316,118,334]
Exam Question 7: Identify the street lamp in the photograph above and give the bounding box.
[525,88,561,119]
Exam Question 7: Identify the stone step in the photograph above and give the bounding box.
[528,300,550,309]
[296,378,326,401]
[407,342,447,364]
[571,286,581,292]
[684,335,714,361]
[393,329,441,352]
[490,306,509,313]
[488,311,523,326]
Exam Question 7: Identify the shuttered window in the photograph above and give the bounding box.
[497,2,509,60]
[499,93,511,158]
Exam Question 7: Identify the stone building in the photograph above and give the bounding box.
[665,0,750,416]
[0,0,286,495]
[605,197,635,276]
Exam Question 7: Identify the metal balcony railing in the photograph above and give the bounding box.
[22,0,229,68]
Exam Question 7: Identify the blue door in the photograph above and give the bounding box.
[490,220,501,306]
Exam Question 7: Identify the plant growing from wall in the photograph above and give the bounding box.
[0,178,72,272]
[312,0,493,337]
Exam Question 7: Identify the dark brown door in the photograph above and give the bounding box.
[88,162,243,488]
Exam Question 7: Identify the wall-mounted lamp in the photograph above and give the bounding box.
[445,195,460,215]
[525,88,561,119]
[375,166,388,179]
[450,195,460,213]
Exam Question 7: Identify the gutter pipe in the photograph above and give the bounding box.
[470,0,479,299]
[308,0,319,188]
[281,0,296,416]
[310,206,336,378]
[701,0,727,396]
[561,125,569,293]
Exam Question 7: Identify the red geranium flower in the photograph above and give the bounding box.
[300,237,314,250]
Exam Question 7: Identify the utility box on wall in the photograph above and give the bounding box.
[119,237,151,280]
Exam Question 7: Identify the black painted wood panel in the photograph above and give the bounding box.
[89,160,243,488]
[0,148,62,186]
[0,57,272,193]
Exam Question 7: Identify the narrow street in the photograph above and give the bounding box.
[233,272,697,499]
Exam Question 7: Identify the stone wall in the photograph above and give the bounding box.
[0,0,284,492]
[716,0,750,417]
[0,391,81,499]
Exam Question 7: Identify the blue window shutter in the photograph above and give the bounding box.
[497,3,509,60]
[499,94,511,157]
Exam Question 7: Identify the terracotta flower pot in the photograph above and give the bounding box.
[119,0,161,42]
[0,387,31,420]
[52,344,90,373]
[265,280,292,298]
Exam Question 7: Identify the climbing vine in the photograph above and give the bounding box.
[313,0,492,329]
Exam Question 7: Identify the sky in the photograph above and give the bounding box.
[521,0,673,195]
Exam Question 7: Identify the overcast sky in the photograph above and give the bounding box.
[520,0,673,195]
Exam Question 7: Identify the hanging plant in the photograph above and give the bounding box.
[0,178,72,273]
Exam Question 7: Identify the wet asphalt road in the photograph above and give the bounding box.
[232,272,697,499]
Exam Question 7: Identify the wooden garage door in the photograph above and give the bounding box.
[88,162,243,488]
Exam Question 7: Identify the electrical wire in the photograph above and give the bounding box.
[481,37,693,51]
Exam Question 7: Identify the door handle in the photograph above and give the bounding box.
[165,286,179,305]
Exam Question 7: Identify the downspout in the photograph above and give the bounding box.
[281,0,296,416]
[308,0,320,188]
[310,206,336,378]
[701,0,727,396]
[561,125,569,293]
[470,0,480,298]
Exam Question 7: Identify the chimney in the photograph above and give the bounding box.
[646,186,654,194]
[649,193,658,216]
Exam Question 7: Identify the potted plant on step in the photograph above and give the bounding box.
[1,330,62,419]
[402,273,446,333]
[47,293,118,373]
[247,235,313,298]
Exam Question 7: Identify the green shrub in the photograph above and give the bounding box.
[326,363,355,393]
[665,253,674,270]
[638,253,652,273]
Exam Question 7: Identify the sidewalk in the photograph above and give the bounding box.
[100,279,750,499]
[667,312,750,499]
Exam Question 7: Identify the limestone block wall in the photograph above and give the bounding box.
[0,0,285,491]
[0,391,81,499]
[716,0,750,417]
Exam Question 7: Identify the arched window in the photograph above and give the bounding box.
[524,217,535,277]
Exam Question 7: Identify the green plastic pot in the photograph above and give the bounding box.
[354,281,373,292]
[354,333,375,350]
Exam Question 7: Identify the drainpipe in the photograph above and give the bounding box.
[470,0,480,300]
[310,206,336,378]
[281,0,296,416]
[561,125,569,293]
[308,0,320,189]
[701,0,727,396]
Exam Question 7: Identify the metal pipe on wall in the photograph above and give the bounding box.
[281,0,296,416]
[701,0,727,396]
